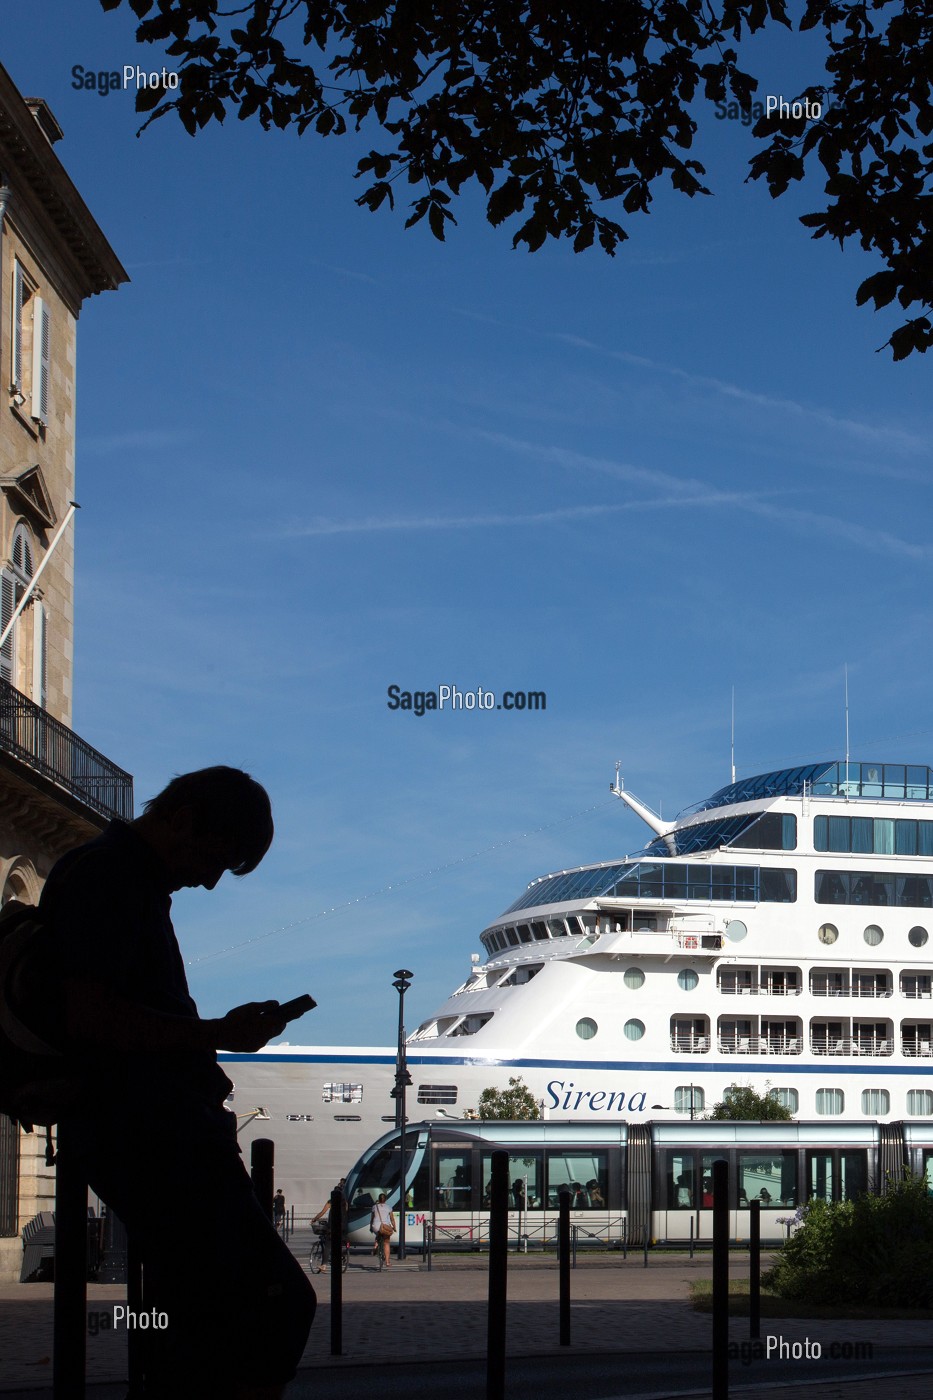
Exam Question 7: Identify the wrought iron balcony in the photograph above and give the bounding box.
[0,676,132,821]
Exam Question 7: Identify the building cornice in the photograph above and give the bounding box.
[0,64,128,310]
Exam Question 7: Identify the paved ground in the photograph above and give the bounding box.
[1,1249,931,1398]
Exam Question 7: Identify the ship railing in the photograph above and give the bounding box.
[670,1036,711,1053]
[901,1039,933,1057]
[902,985,933,999]
[718,1035,801,1055]
[810,1037,894,1056]
[718,983,802,997]
[811,985,892,998]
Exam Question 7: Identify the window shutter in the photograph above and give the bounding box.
[11,262,24,394]
[32,601,47,708]
[31,298,50,425]
[0,570,14,682]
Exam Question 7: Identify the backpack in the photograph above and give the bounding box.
[0,898,75,1136]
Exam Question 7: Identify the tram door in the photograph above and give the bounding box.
[807,1150,868,1202]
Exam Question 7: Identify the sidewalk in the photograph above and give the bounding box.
[1,1252,930,1398]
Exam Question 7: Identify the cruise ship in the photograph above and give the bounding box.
[224,759,933,1208]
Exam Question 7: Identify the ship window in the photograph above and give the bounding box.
[770,1087,798,1112]
[907,1090,933,1115]
[322,1082,363,1103]
[417,1085,458,1105]
[502,964,541,986]
[575,1017,598,1040]
[909,927,929,948]
[863,924,884,946]
[623,1018,645,1041]
[860,1089,889,1115]
[333,1114,362,1122]
[623,967,645,990]
[730,812,797,851]
[815,1088,844,1115]
[506,928,520,947]
[816,870,933,907]
[531,921,549,941]
[674,1086,705,1114]
[517,924,533,944]
[677,969,699,991]
[818,924,839,945]
[548,919,568,937]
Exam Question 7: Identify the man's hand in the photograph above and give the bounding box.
[213,1000,287,1052]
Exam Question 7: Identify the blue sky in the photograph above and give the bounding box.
[7,4,932,1044]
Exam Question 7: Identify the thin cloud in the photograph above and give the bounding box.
[550,332,927,456]
[79,428,192,454]
[285,490,775,537]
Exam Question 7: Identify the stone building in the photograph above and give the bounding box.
[0,64,130,1280]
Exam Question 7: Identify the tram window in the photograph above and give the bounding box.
[737,1151,796,1208]
[482,1151,543,1210]
[666,1152,696,1209]
[546,1151,609,1209]
[923,1152,933,1195]
[807,1150,868,1202]
[436,1151,473,1208]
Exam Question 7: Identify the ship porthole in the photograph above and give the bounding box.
[725,920,747,942]
[623,1018,645,1041]
[863,924,884,946]
[677,969,699,991]
[623,967,645,990]
[818,923,839,945]
[576,1017,598,1040]
[909,926,929,948]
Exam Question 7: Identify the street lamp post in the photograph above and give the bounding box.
[391,969,413,1261]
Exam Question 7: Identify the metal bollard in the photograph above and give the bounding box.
[558,1191,571,1346]
[250,1138,274,1219]
[425,1220,433,1271]
[486,1150,509,1400]
[330,1187,344,1357]
[689,1215,694,1260]
[749,1201,760,1341]
[712,1157,729,1400]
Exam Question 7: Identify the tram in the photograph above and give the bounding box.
[343,1118,933,1248]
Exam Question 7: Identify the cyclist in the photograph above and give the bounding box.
[311,1178,348,1272]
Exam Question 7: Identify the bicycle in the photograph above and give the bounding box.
[309,1232,349,1274]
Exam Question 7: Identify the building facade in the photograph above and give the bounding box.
[0,65,130,1280]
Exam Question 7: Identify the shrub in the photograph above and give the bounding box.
[765,1173,933,1308]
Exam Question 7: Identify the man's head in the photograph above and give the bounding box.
[138,766,274,890]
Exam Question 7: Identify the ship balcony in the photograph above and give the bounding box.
[716,1035,802,1055]
[810,1018,894,1056]
[717,966,801,997]
[901,1023,933,1056]
[0,675,132,821]
[716,1016,802,1054]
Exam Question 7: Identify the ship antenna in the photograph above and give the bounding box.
[730,686,736,785]
[845,663,850,800]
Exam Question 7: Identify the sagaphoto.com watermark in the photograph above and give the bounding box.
[71,64,180,98]
[387,684,546,716]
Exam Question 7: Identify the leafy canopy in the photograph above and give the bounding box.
[477,1076,541,1120]
[707,1084,794,1120]
[100,0,933,358]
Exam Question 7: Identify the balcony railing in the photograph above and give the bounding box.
[810,1037,893,1057]
[717,1036,802,1055]
[811,984,893,998]
[0,676,132,822]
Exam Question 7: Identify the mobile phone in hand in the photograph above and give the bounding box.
[273,993,317,1022]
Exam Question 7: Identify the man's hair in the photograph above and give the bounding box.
[143,766,274,875]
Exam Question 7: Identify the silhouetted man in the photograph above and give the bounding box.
[40,767,315,1399]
